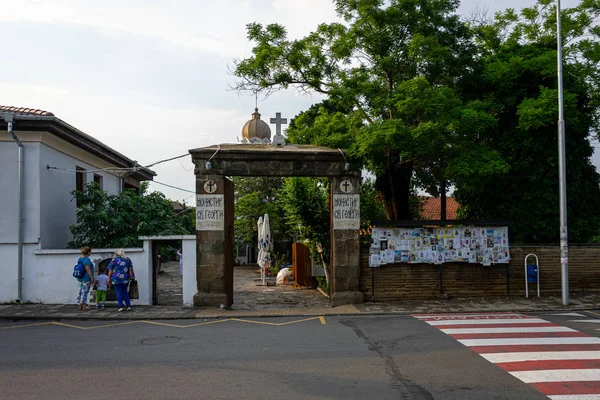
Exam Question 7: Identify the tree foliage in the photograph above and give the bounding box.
[231,174,386,269]
[233,177,290,246]
[278,178,331,264]
[69,182,189,248]
[454,0,600,243]
[234,0,508,220]
[234,0,600,243]
[359,178,388,228]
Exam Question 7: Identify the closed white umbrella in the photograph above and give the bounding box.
[257,216,264,279]
[257,216,264,259]
[258,214,272,285]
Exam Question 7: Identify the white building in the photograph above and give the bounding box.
[0,105,155,303]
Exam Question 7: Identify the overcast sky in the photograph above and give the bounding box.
[0,0,586,203]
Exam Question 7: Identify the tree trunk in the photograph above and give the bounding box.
[376,162,414,220]
[319,252,330,287]
[440,180,447,221]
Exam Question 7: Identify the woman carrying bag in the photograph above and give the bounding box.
[75,246,94,310]
[107,249,135,312]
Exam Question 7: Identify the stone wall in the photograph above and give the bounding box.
[360,245,600,301]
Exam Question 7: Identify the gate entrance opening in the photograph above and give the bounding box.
[190,144,363,308]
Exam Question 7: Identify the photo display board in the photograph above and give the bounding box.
[369,226,510,267]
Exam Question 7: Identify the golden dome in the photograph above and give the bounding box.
[242,108,271,143]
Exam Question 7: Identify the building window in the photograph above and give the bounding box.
[76,166,86,207]
[93,174,103,189]
[123,181,140,194]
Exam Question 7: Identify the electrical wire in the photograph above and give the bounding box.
[150,180,195,194]
[179,158,195,171]
[46,153,191,174]
[208,145,220,161]
[47,165,134,174]
[46,153,197,201]
[144,153,189,168]
[173,195,196,216]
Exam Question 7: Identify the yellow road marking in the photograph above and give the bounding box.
[178,319,233,328]
[142,319,232,328]
[51,322,88,330]
[230,316,323,326]
[86,321,139,329]
[585,310,600,318]
[276,317,323,326]
[141,320,192,328]
[229,318,281,326]
[0,316,327,330]
[0,322,53,330]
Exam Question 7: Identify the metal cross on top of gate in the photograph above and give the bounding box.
[270,112,287,136]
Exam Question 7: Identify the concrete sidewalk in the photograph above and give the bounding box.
[1,293,599,321]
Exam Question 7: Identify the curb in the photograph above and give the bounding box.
[1,306,597,322]
[0,314,199,322]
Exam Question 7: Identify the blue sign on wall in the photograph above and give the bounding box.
[527,264,538,283]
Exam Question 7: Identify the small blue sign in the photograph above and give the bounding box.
[527,264,538,283]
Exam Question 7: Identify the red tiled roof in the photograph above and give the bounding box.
[0,105,54,117]
[420,196,459,220]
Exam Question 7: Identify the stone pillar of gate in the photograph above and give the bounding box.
[193,174,229,307]
[330,176,364,306]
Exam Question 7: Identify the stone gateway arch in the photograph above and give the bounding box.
[189,143,363,308]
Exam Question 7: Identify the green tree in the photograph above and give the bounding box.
[278,176,387,268]
[278,177,330,274]
[454,0,600,242]
[178,203,196,235]
[69,182,187,248]
[285,79,507,220]
[359,177,387,229]
[233,177,290,247]
[233,0,495,220]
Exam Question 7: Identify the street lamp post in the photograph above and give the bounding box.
[556,0,569,305]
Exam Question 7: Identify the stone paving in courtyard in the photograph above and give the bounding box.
[230,266,329,311]
[155,262,329,309]
[156,261,184,306]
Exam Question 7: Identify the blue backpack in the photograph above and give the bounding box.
[73,258,86,279]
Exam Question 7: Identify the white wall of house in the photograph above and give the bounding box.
[38,143,122,249]
[2,131,125,249]
[0,141,42,245]
[0,243,19,302]
[1,129,159,305]
[0,244,150,305]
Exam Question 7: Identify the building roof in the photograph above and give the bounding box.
[0,105,155,181]
[420,196,459,220]
[0,105,55,117]
[241,108,271,142]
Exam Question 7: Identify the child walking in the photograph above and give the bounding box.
[95,267,109,309]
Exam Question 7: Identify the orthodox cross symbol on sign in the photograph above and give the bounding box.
[270,112,288,136]
[204,180,217,194]
[340,179,353,193]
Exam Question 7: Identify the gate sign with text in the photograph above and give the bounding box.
[333,194,360,230]
[196,194,224,231]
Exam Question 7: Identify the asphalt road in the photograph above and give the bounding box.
[1,312,598,400]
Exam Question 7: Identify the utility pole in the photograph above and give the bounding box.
[556,0,569,305]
